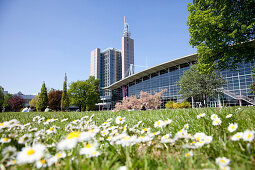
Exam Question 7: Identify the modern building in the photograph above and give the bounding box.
[122,16,134,78]
[90,17,134,110]
[104,53,255,108]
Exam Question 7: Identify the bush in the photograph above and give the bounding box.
[165,101,174,109]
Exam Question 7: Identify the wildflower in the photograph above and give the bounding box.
[243,130,255,142]
[36,159,47,169]
[227,123,238,133]
[197,113,206,119]
[226,114,232,118]
[231,132,243,141]
[184,124,189,129]
[101,129,109,137]
[57,131,81,150]
[141,128,150,134]
[195,140,205,148]
[61,118,68,122]
[0,137,11,143]
[184,151,193,157]
[2,146,17,158]
[216,157,230,167]
[16,144,46,164]
[87,151,101,158]
[194,133,206,142]
[116,116,125,124]
[119,166,127,170]
[210,114,218,120]
[212,118,222,126]
[79,142,98,155]
[204,136,213,144]
[18,134,33,144]
[154,120,164,128]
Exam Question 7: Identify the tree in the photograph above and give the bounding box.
[29,95,38,108]
[85,76,100,111]
[48,89,62,111]
[36,82,48,111]
[61,73,70,111]
[177,65,225,106]
[9,94,24,112]
[0,86,4,112]
[68,77,100,111]
[3,93,12,112]
[187,0,255,73]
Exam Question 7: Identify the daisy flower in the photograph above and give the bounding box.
[212,118,222,126]
[184,151,193,157]
[16,144,46,164]
[243,130,255,142]
[154,120,165,128]
[210,114,218,120]
[0,137,11,143]
[197,113,206,119]
[79,142,98,155]
[226,114,232,118]
[227,123,238,133]
[116,116,125,124]
[216,157,230,167]
[231,132,243,141]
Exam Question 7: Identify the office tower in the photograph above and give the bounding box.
[90,48,101,79]
[122,16,134,79]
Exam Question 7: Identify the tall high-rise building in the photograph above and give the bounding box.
[90,48,122,96]
[90,48,101,79]
[122,16,134,78]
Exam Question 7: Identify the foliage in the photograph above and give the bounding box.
[3,93,12,112]
[8,94,24,112]
[171,101,192,109]
[29,95,38,108]
[178,65,225,105]
[61,73,69,111]
[0,86,4,112]
[36,82,48,111]
[165,101,174,109]
[48,89,62,111]
[114,89,166,111]
[0,107,255,169]
[68,76,100,111]
[187,0,255,73]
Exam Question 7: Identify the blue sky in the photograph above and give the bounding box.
[0,0,196,95]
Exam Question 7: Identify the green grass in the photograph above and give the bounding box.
[0,106,255,169]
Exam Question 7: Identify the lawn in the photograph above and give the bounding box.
[0,106,255,169]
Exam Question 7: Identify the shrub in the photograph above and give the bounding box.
[165,101,174,109]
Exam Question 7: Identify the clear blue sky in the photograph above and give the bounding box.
[0,0,196,95]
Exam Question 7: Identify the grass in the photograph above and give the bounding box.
[0,106,255,169]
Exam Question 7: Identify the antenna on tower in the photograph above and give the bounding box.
[123,16,130,37]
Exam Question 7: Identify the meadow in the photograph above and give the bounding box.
[0,106,255,169]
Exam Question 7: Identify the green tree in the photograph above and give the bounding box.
[61,73,69,111]
[29,95,38,108]
[68,76,100,111]
[0,86,4,112]
[187,0,255,73]
[36,82,48,111]
[3,93,12,112]
[177,65,225,106]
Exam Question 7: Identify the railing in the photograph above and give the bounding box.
[221,89,255,105]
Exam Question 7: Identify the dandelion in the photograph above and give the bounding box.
[216,157,230,167]
[197,113,206,119]
[227,123,238,133]
[243,130,255,142]
[116,116,125,124]
[212,118,222,126]
[231,132,243,141]
[226,114,232,118]
[16,144,46,164]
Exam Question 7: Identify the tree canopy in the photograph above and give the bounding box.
[68,76,100,111]
[61,73,69,111]
[177,65,225,105]
[36,82,48,111]
[0,86,4,112]
[48,89,62,111]
[187,0,255,73]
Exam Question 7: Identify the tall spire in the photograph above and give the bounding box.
[123,16,130,37]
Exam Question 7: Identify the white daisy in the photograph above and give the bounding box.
[216,157,230,167]
[212,118,222,126]
[227,123,238,133]
[210,114,218,120]
[197,113,206,119]
[116,116,125,124]
[226,114,232,118]
[231,132,243,141]
[243,130,255,142]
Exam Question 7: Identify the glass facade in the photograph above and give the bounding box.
[120,61,255,107]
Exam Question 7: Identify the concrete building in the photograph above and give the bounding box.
[90,48,101,79]
[122,16,134,78]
